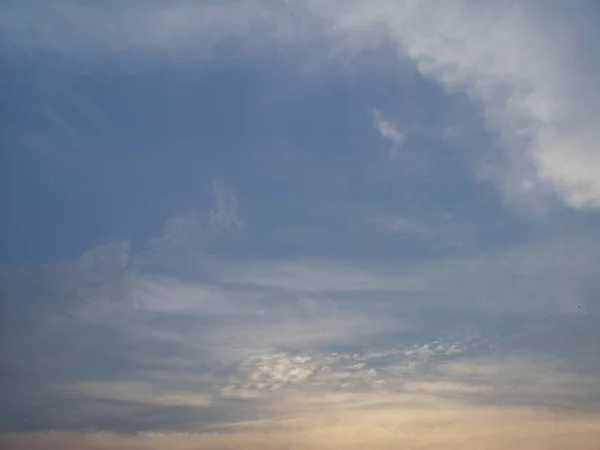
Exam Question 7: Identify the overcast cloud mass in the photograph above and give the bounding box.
[1,1,600,449]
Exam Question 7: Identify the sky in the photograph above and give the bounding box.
[1,1,600,449]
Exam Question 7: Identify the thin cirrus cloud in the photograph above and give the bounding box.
[1,1,600,449]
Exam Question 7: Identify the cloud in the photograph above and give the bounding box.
[215,229,599,315]
[210,181,243,232]
[2,2,600,446]
[371,110,406,159]
[67,381,212,408]
[2,395,600,450]
[3,1,599,209]
[148,180,242,253]
[152,210,204,248]
[4,333,600,443]
[319,0,600,209]
[130,276,237,316]
[216,258,425,294]
[2,226,599,438]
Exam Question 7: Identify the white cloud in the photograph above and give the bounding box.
[219,336,475,400]
[372,110,406,160]
[318,0,600,209]
[222,349,389,399]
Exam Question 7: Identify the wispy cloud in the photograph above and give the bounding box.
[149,180,242,252]
[210,181,243,232]
[67,381,212,408]
[371,110,406,160]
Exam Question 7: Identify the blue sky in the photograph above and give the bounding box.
[1,1,600,449]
